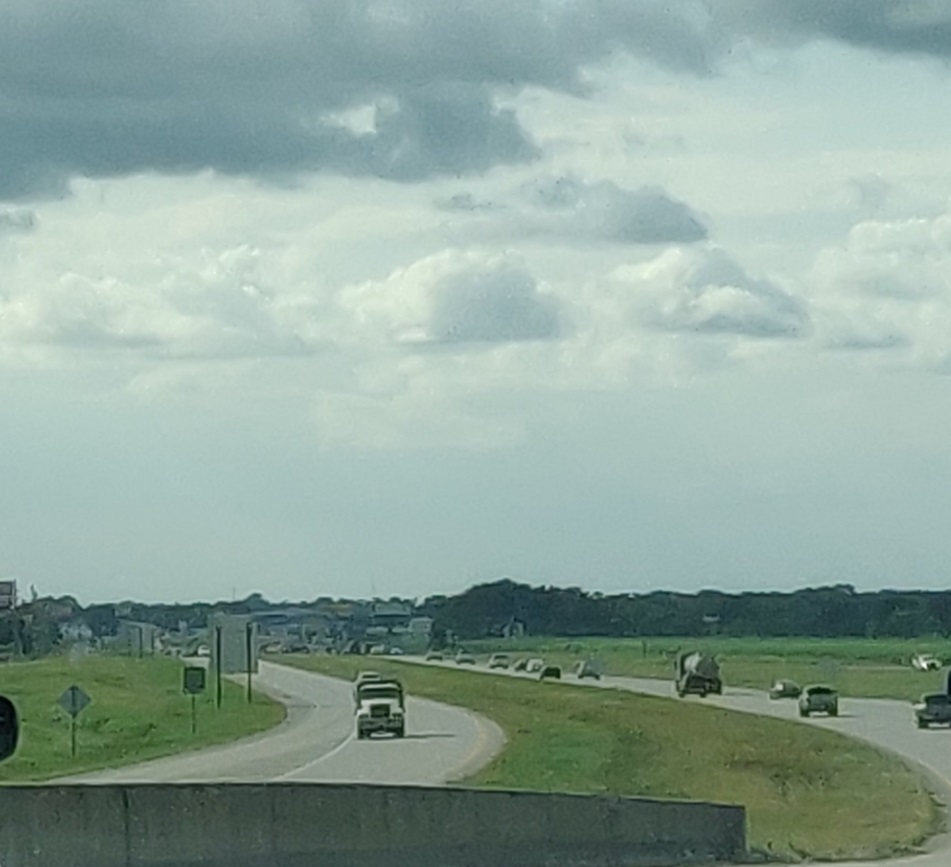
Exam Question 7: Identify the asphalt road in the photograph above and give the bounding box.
[409,657,951,867]
[57,660,504,786]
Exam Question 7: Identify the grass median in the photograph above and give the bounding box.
[274,653,938,863]
[0,653,284,781]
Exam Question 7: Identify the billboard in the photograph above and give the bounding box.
[0,581,16,611]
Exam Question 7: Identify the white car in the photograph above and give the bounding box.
[525,657,544,673]
[912,654,941,671]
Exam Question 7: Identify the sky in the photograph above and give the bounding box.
[4,1,951,603]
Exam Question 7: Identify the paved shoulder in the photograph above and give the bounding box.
[57,661,504,786]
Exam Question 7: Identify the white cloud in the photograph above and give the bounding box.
[811,208,951,365]
[606,246,810,339]
[336,249,561,346]
[0,243,325,360]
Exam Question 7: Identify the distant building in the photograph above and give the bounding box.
[0,581,16,611]
[114,621,161,656]
[408,617,433,637]
[370,601,413,631]
[60,619,93,642]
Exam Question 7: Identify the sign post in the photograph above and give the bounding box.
[245,622,253,704]
[182,666,206,734]
[214,626,223,708]
[57,685,91,758]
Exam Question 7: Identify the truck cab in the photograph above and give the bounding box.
[355,679,406,739]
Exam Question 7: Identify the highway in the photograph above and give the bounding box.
[56,655,951,865]
[57,660,504,786]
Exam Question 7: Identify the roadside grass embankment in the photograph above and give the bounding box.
[465,636,951,702]
[0,654,284,782]
[274,653,937,863]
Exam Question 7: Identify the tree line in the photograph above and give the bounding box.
[416,579,951,640]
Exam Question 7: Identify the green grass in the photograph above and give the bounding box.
[0,654,285,781]
[273,654,938,863]
[463,636,951,702]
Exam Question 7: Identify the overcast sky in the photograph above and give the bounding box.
[4,1,951,603]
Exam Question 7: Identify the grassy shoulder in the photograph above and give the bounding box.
[274,654,937,863]
[465,636,951,702]
[0,653,285,781]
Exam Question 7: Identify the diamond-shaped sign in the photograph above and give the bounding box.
[58,685,91,718]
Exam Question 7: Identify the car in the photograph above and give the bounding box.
[424,651,444,661]
[768,679,802,700]
[539,665,562,680]
[488,653,510,669]
[914,693,951,728]
[388,647,404,655]
[455,651,476,665]
[798,685,839,717]
[912,653,942,672]
[525,658,544,673]
[368,644,387,655]
[512,658,528,672]
[574,660,601,680]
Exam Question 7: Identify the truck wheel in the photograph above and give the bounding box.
[799,709,809,718]
[396,726,405,738]
[918,719,928,729]
[829,708,838,717]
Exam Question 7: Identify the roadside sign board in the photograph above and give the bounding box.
[58,685,91,719]
[183,666,207,695]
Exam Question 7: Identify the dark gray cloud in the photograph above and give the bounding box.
[0,0,722,200]
[526,176,708,244]
[429,263,560,344]
[716,1,951,58]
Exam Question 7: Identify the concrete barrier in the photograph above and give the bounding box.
[0,783,745,867]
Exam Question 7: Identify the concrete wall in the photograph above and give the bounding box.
[0,783,745,867]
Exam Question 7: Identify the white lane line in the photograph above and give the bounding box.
[273,730,355,781]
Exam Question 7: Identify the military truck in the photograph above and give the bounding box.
[674,651,722,698]
[355,678,406,739]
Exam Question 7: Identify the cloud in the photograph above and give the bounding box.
[0,244,322,359]
[0,208,36,233]
[0,0,723,200]
[438,175,708,247]
[716,1,951,59]
[434,192,498,212]
[608,246,810,339]
[338,249,562,346]
[810,210,951,363]
[524,175,708,244]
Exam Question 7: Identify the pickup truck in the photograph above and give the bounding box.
[914,693,951,728]
[355,679,406,739]
[798,685,838,717]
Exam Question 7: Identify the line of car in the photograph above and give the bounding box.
[423,652,951,731]
[424,650,602,682]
